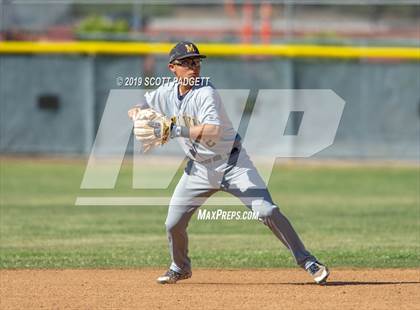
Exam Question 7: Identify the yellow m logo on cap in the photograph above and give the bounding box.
[185,44,195,53]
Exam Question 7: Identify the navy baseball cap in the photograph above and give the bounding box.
[169,41,206,63]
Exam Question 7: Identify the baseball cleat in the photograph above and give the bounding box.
[305,261,330,284]
[156,269,192,284]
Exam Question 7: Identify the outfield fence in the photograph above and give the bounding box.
[0,42,419,160]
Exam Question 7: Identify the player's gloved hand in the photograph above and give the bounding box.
[128,107,174,152]
[128,107,191,152]
[147,121,163,137]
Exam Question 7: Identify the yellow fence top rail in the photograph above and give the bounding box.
[0,41,419,60]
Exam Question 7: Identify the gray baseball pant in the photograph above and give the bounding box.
[165,150,315,274]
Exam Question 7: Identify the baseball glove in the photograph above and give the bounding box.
[128,107,174,152]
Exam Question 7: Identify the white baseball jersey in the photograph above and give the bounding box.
[143,79,237,162]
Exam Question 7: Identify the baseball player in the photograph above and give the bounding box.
[128,41,329,285]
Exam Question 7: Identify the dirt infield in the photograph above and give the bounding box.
[1,269,419,309]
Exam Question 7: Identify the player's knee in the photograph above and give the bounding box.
[165,220,184,235]
[165,221,175,234]
[252,200,276,218]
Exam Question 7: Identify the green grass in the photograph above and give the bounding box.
[0,159,418,269]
